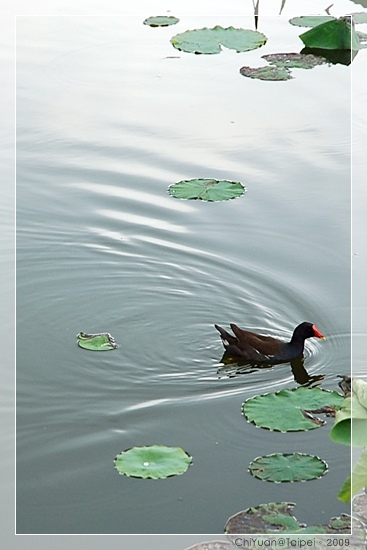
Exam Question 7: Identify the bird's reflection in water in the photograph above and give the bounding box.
[216,353,324,388]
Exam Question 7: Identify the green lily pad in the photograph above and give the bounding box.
[171,26,267,54]
[77,331,118,351]
[242,387,343,432]
[249,453,328,482]
[168,178,245,201]
[262,52,328,69]
[289,15,335,28]
[239,65,292,81]
[300,17,362,50]
[114,445,192,479]
[143,15,179,27]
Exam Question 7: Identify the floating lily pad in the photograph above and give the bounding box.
[242,387,343,432]
[249,453,328,482]
[300,17,362,50]
[239,65,292,81]
[289,15,335,28]
[262,52,328,69]
[171,26,267,54]
[77,331,118,351]
[114,445,192,479]
[168,178,245,202]
[143,15,179,27]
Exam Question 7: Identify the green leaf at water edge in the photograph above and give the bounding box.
[249,453,328,482]
[168,178,245,202]
[300,17,362,50]
[289,16,335,28]
[114,445,192,479]
[77,331,118,351]
[171,26,267,54]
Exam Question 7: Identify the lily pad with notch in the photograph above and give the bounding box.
[242,387,343,432]
[168,178,245,202]
[77,331,118,351]
[249,452,328,482]
[114,445,192,479]
[171,26,267,54]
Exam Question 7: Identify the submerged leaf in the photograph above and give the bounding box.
[171,26,267,54]
[77,331,118,351]
[243,387,343,432]
[249,453,328,482]
[114,445,192,479]
[168,178,245,202]
[240,65,292,81]
[262,52,328,69]
[143,15,179,27]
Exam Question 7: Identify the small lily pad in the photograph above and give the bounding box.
[114,445,192,479]
[171,26,267,54]
[143,15,179,27]
[289,16,335,28]
[262,52,328,69]
[243,387,343,432]
[240,65,292,81]
[300,17,362,50]
[249,453,328,482]
[168,178,245,201]
[77,331,118,351]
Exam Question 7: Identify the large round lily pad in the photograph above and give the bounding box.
[168,178,245,201]
[77,331,118,351]
[242,387,343,432]
[171,26,267,54]
[143,16,179,27]
[249,453,328,482]
[114,445,192,479]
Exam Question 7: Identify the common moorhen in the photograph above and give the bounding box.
[214,322,326,363]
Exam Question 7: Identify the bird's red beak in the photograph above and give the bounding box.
[312,325,326,340]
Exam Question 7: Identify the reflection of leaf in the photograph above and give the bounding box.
[243,387,343,432]
[143,15,179,27]
[114,445,192,479]
[249,453,327,482]
[300,17,361,50]
[168,178,245,202]
[77,331,118,351]
[171,26,267,54]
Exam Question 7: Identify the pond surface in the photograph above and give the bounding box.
[16,11,353,534]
